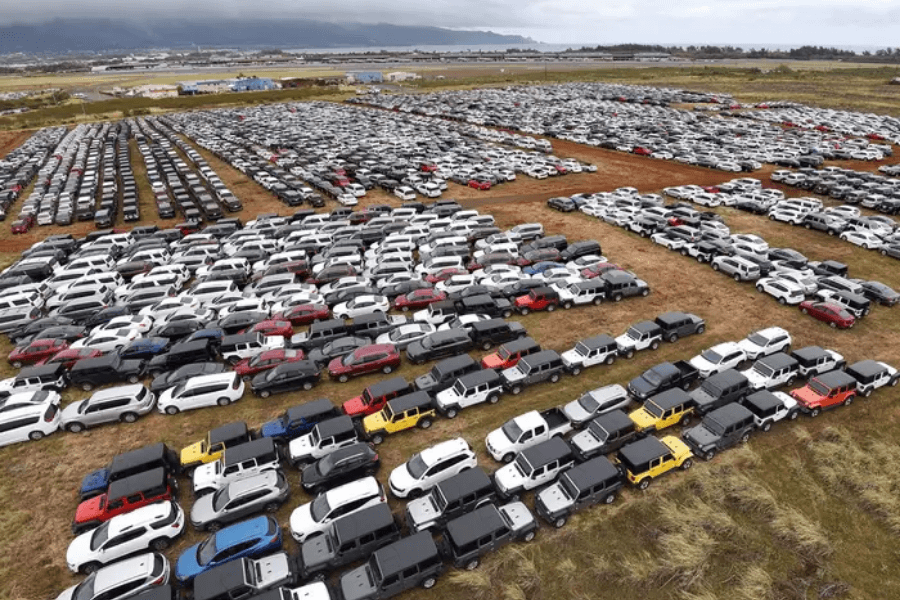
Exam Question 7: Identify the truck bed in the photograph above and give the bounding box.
[542,408,570,429]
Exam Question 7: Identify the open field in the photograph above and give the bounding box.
[1,73,900,600]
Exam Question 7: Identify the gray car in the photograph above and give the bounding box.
[190,470,290,531]
[61,385,156,433]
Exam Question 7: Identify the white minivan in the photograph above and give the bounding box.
[0,399,60,448]
[157,373,244,415]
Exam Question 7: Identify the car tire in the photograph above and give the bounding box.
[165,406,179,415]
[547,304,556,312]
[756,285,764,292]
[804,223,811,230]
[696,325,705,334]
[613,293,623,302]
[733,273,741,282]
[28,430,44,441]
[680,248,689,257]
[762,421,773,432]
[624,349,635,359]
[593,296,603,306]
[80,562,101,575]
[549,373,561,384]
[801,307,809,314]
[638,478,651,490]
[401,306,409,312]
[704,450,715,461]
[217,397,230,407]
[829,322,837,328]
[445,408,459,419]
[881,249,888,256]
[11,360,21,369]
[206,521,222,532]
[488,394,500,404]
[554,517,567,529]
[150,538,170,551]
[563,301,573,310]
[259,390,271,399]
[81,382,93,392]
[810,408,821,418]
[265,502,280,513]
[789,410,799,420]
[422,577,437,590]
[680,415,691,427]
[741,432,751,443]
[844,395,854,406]
[570,366,582,376]
[419,418,432,429]
[511,385,522,395]
[641,288,650,297]
[681,458,693,470]
[712,263,720,271]
[519,307,530,315]
[382,365,394,374]
[668,333,679,343]
[650,340,660,350]
[303,382,314,391]
[338,374,349,383]
[502,453,515,464]
[778,297,787,305]
[465,559,480,571]
[481,341,493,351]
[371,433,385,445]
[605,355,616,366]
[121,412,138,424]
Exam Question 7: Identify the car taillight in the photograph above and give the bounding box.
[270,534,280,543]
[150,575,165,586]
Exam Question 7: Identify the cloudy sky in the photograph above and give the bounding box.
[3,0,900,47]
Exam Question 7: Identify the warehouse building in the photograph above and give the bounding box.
[346,71,383,84]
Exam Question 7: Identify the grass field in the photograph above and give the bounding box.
[1,69,900,600]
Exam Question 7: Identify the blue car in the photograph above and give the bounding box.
[524,261,565,276]
[187,328,226,345]
[258,398,340,443]
[174,516,282,585]
[118,336,171,360]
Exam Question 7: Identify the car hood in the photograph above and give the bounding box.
[536,482,571,515]
[363,411,387,432]
[189,492,215,526]
[615,334,635,349]
[74,494,104,524]
[259,418,287,439]
[180,441,207,466]
[79,468,110,496]
[494,463,524,494]
[689,356,717,375]
[54,585,77,600]
[327,357,346,373]
[174,542,203,582]
[66,531,92,570]
[560,349,582,367]
[192,463,218,492]
[570,430,598,455]
[737,339,765,356]
[300,533,335,573]
[341,396,367,417]
[628,377,657,399]
[502,366,525,383]
[406,494,440,531]
[254,552,292,588]
[414,373,437,390]
[500,501,534,531]
[742,368,769,390]
[288,435,314,461]
[682,424,718,450]
[628,407,656,430]
[340,565,377,600]
[486,429,513,456]
[289,502,316,540]
[60,400,86,423]
[388,464,418,494]
[562,400,592,425]
[790,387,823,407]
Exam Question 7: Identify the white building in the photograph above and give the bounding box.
[386,71,421,82]
[131,84,179,99]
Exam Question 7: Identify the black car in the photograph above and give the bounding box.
[307,336,373,367]
[446,285,505,302]
[250,360,321,397]
[300,442,380,495]
[82,306,133,330]
[500,278,545,299]
[153,319,204,341]
[147,339,218,377]
[560,240,602,261]
[149,362,227,394]
[16,324,86,346]
[860,280,900,306]
[118,337,172,360]
[382,279,432,299]
[217,311,269,335]
[681,402,756,461]
[69,354,147,392]
[406,328,474,365]
[468,318,527,351]
[548,197,576,212]
[9,316,76,342]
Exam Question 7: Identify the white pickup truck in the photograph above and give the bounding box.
[485,408,573,463]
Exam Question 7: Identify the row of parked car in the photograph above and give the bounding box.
[0,126,67,224]
[561,181,898,326]
[158,101,591,211]
[353,83,890,172]
[738,103,900,145]
[771,165,900,214]
[52,314,898,600]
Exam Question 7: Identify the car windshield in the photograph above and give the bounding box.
[310,494,331,522]
[89,521,111,551]
[421,337,434,349]
[501,420,524,442]
[588,422,610,443]
[498,347,512,360]
[577,393,600,412]
[197,535,217,565]
[72,574,96,600]
[626,327,642,340]
[265,369,279,382]
[754,364,774,378]
[172,383,186,397]
[643,369,663,386]
[316,453,337,476]
[808,379,831,396]
[212,487,231,512]
[701,349,723,364]
[248,355,263,367]
[747,333,769,347]
[574,342,590,356]
[704,417,727,436]
[452,380,466,395]
[407,453,429,479]
[559,475,577,500]
[644,400,665,418]
[342,352,360,366]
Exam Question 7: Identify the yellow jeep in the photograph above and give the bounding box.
[180,421,252,470]
[615,435,693,489]
[363,391,436,445]
[629,388,695,433]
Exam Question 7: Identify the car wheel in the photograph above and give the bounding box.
[696,325,705,335]
[382,365,394,374]
[570,366,582,376]
[733,273,741,282]
[810,408,821,418]
[259,390,271,399]
[554,516,567,529]
[121,412,138,424]
[593,296,603,306]
[778,297,786,305]
[668,333,679,343]
[828,230,836,236]
[127,374,140,384]
[511,385,522,395]
[488,394,500,404]
[81,562,101,575]
[265,502,280,513]
[829,321,837,328]
[165,406,179,415]
[891,378,899,387]
[150,538,170,551]
[401,306,409,312]
[81,382,93,392]
[650,340,660,350]
[414,358,425,365]
[242,375,251,382]
[519,307,530,315]
[419,418,432,429]
[206,521,221,532]
[28,431,44,441]
[769,215,775,221]
[11,360,21,369]
[638,478,651,490]
[613,293,623,302]
[741,432,751,443]
[338,374,349,383]
[217,397,230,406]
[804,223,811,230]
[624,349,635,359]
[563,301,573,310]
[762,421,773,432]
[705,450,715,461]
[502,453,515,464]
[67,422,85,433]
[712,263,720,271]
[482,341,493,351]
[465,558,480,571]
[680,415,691,427]
[881,249,888,256]
[547,304,556,312]
[421,577,437,590]
[550,373,561,384]
[680,248,689,257]
[756,285,764,292]
[844,395,854,406]
[303,381,314,391]
[445,408,459,419]
[789,411,799,420]
[371,433,385,445]
[681,458,693,470]
[801,307,809,314]
[408,488,424,499]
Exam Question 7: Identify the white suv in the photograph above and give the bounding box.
[157,373,244,415]
[55,553,169,600]
[66,502,184,574]
[290,476,385,542]
[689,342,747,378]
[738,327,792,360]
[0,394,60,448]
[388,438,477,499]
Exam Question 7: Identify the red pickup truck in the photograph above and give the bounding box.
[790,370,857,417]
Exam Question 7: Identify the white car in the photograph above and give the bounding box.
[290,477,385,542]
[157,373,244,415]
[54,553,169,600]
[840,230,883,250]
[70,328,142,353]
[66,502,184,574]
[387,438,477,499]
[336,193,358,206]
[689,342,747,378]
[650,232,687,250]
[319,277,372,296]
[738,327,792,360]
[91,315,154,335]
[768,207,805,225]
[565,255,606,271]
[217,298,269,320]
[755,278,806,305]
[375,323,436,350]
[730,234,768,253]
[139,296,200,319]
[826,205,861,219]
[435,274,477,295]
[331,295,389,320]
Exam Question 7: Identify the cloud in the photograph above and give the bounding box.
[2,0,900,46]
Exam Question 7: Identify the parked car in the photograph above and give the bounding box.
[61,384,155,433]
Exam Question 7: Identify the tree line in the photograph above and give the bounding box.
[571,44,900,63]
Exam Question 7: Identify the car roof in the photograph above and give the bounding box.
[648,388,693,409]
[618,436,668,467]
[519,436,571,466]
[110,442,172,472]
[446,504,505,545]
[93,553,155,592]
[107,467,167,501]
[704,402,754,426]
[847,359,890,378]
[315,415,355,438]
[325,475,380,501]
[209,421,249,444]
[90,384,146,402]
[223,438,276,466]
[372,532,438,578]
[332,503,394,544]
[813,370,860,388]
[757,352,798,370]
[214,515,274,549]
[590,409,634,433]
[107,501,173,536]
[791,345,827,361]
[365,375,409,398]
[387,391,433,413]
[227,470,279,496]
[519,349,561,368]
[631,320,662,334]
[185,373,236,388]
[704,368,747,387]
[418,438,470,465]
[563,456,620,491]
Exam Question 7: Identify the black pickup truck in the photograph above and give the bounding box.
[627,360,700,401]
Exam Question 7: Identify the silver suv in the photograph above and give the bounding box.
[60,385,156,433]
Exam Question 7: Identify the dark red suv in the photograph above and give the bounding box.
[233,348,306,380]
[328,344,401,383]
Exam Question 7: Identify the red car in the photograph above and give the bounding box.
[393,289,447,312]
[553,165,567,174]
[72,471,177,534]
[8,338,69,368]
[667,216,684,227]
[702,186,720,194]
[581,263,622,279]
[233,348,306,380]
[467,180,492,191]
[515,287,560,314]
[425,268,467,284]
[482,339,541,370]
[799,301,855,329]
[633,147,652,156]
[10,218,32,234]
[328,344,401,383]
[38,347,104,370]
[240,320,293,338]
[790,370,858,417]
[273,304,330,326]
